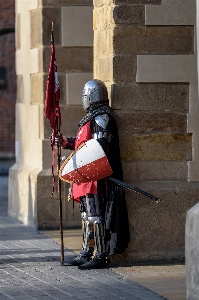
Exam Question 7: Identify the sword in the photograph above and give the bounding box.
[107,177,161,203]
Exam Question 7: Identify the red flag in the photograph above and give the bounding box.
[44,31,65,261]
[44,43,61,131]
[44,42,61,196]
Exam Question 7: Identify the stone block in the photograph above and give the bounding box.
[42,139,52,170]
[113,4,144,24]
[57,73,66,105]
[113,55,137,82]
[16,75,24,103]
[93,0,112,8]
[93,5,114,30]
[119,133,192,161]
[16,50,22,75]
[30,0,38,10]
[37,47,43,73]
[15,103,42,168]
[8,164,37,226]
[113,26,194,54]
[43,0,92,5]
[30,48,39,74]
[61,6,93,47]
[37,170,81,229]
[66,73,93,105]
[30,9,42,48]
[94,29,113,57]
[122,161,188,181]
[8,165,81,229]
[60,106,86,136]
[15,13,20,50]
[137,54,196,83]
[123,180,199,263]
[44,105,85,139]
[42,7,61,46]
[43,47,93,73]
[114,111,187,134]
[16,0,37,13]
[114,0,163,4]
[186,203,199,300]
[94,56,113,82]
[145,0,195,26]
[30,73,43,104]
[112,83,189,112]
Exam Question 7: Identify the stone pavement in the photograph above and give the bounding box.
[42,230,186,300]
[0,175,185,300]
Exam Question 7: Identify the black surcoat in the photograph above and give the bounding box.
[79,104,130,255]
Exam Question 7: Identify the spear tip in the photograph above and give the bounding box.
[51,21,54,44]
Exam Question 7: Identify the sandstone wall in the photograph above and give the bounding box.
[185,1,199,298]
[94,0,199,263]
[10,0,199,265]
[9,0,93,229]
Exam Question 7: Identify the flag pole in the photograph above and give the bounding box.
[51,22,65,264]
[56,118,65,264]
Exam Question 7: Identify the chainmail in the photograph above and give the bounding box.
[78,104,115,128]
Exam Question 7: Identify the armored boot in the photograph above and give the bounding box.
[64,218,94,266]
[78,255,107,269]
[63,249,93,266]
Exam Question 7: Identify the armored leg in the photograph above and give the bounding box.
[67,212,93,266]
[81,212,94,256]
[94,220,106,256]
[78,194,107,269]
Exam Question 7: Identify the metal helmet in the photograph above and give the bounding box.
[82,79,108,110]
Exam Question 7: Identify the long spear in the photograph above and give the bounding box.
[52,23,64,265]
[55,119,64,264]
[44,22,64,263]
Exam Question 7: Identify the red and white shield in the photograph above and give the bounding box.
[59,139,112,183]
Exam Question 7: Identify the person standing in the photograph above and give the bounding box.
[57,79,129,269]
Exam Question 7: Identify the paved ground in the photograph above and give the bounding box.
[42,230,186,300]
[0,175,186,299]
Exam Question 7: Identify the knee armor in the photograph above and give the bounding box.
[80,194,106,254]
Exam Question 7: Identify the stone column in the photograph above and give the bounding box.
[94,0,199,263]
[185,1,199,298]
[186,203,199,300]
[9,0,93,229]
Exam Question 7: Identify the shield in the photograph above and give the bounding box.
[59,139,112,183]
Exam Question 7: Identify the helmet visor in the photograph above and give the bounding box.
[82,93,90,110]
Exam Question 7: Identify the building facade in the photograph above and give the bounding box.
[9,0,199,265]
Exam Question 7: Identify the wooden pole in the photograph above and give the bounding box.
[55,128,65,263]
[52,22,64,263]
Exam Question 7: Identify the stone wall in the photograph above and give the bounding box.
[185,1,199,298]
[94,0,199,263]
[10,0,199,265]
[9,0,93,229]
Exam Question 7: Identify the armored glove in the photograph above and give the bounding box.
[50,133,75,150]
[50,133,64,147]
[54,134,64,146]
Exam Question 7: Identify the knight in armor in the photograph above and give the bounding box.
[57,79,129,269]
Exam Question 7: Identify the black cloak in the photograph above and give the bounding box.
[79,104,130,255]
